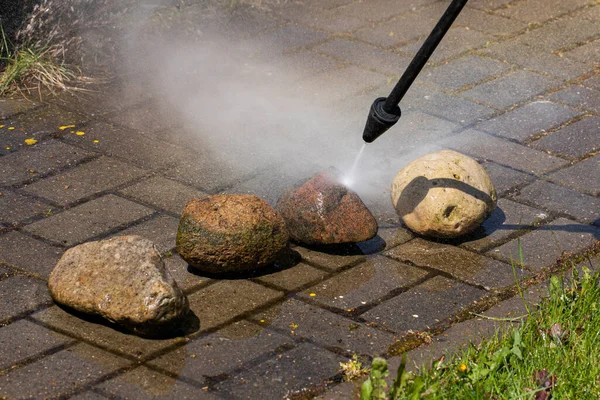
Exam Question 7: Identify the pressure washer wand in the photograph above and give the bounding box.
[362,0,469,143]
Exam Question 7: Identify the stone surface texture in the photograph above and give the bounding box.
[391,150,497,238]
[176,194,289,273]
[276,170,378,245]
[48,235,189,335]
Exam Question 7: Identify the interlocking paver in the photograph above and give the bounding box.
[460,198,550,252]
[473,100,581,142]
[149,320,292,383]
[24,194,155,246]
[353,12,438,48]
[0,140,94,187]
[550,85,600,112]
[297,255,428,310]
[117,214,180,253]
[0,275,52,322]
[481,162,534,196]
[460,70,560,109]
[419,55,511,92]
[532,116,600,159]
[108,101,179,136]
[67,390,111,399]
[564,38,600,66]
[0,319,74,371]
[338,0,438,22]
[520,11,600,52]
[455,6,528,36]
[0,189,53,225]
[163,254,211,294]
[22,156,148,205]
[467,0,514,10]
[279,6,367,33]
[250,24,328,55]
[186,280,283,332]
[357,226,414,254]
[549,154,600,196]
[0,231,63,278]
[512,179,600,224]
[31,306,186,360]
[303,66,388,103]
[0,98,39,120]
[218,343,345,400]
[0,343,130,399]
[386,238,526,291]
[293,246,366,272]
[582,74,600,90]
[496,0,588,23]
[254,261,328,292]
[96,366,223,399]
[489,218,600,270]
[361,276,487,333]
[444,129,569,174]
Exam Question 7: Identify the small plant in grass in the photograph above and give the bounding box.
[360,261,600,399]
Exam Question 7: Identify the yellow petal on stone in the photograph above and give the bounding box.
[24,138,38,145]
[5,147,10,150]
[0,125,5,128]
[75,131,85,136]
[309,293,316,297]
[93,139,99,143]
[389,31,395,36]
[8,127,15,131]
[59,125,76,131]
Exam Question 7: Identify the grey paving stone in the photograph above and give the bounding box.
[337,0,438,22]
[120,176,207,215]
[271,51,341,81]
[454,6,528,36]
[512,180,600,224]
[249,24,328,55]
[460,70,560,109]
[386,238,525,291]
[0,266,11,281]
[218,343,344,400]
[353,11,439,48]
[488,218,600,270]
[481,162,535,196]
[0,189,53,225]
[460,198,550,252]
[61,122,184,170]
[419,55,511,92]
[0,98,40,120]
[22,157,148,205]
[149,320,292,382]
[117,214,179,253]
[532,116,600,159]
[496,0,588,23]
[550,85,600,112]
[0,231,63,278]
[67,390,111,400]
[278,6,367,33]
[31,306,187,360]
[293,246,366,272]
[467,0,517,10]
[314,38,412,75]
[549,155,600,196]
[2,105,87,144]
[357,226,414,254]
[24,194,155,246]
[398,27,490,65]
[303,66,388,103]
[301,0,354,9]
[96,366,221,399]
[297,256,428,310]
[0,319,74,371]
[445,129,569,174]
[0,140,94,187]
[108,101,180,136]
[0,275,52,322]
[361,276,487,333]
[254,262,328,292]
[519,12,600,52]
[477,40,591,80]
[473,101,581,142]
[163,254,211,294]
[0,342,130,399]
[582,74,600,91]
[186,281,283,332]
[564,38,600,66]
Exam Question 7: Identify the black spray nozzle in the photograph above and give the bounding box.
[362,97,401,143]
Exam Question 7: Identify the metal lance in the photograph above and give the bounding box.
[362,0,469,143]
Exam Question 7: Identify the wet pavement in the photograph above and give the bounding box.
[1,0,599,398]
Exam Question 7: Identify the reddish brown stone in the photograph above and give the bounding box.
[176,194,289,273]
[276,170,378,245]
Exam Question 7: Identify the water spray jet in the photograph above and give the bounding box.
[362,0,469,143]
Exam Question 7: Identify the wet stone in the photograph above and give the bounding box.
[118,215,180,254]
[0,319,75,371]
[294,245,366,272]
[0,343,130,399]
[298,256,428,311]
[149,320,292,383]
[176,195,289,274]
[186,280,283,332]
[96,366,222,400]
[0,275,52,323]
[460,198,550,252]
[67,391,111,400]
[361,276,488,334]
[0,98,40,119]
[251,299,396,355]
[253,261,328,293]
[48,235,189,336]
[488,218,600,271]
[31,306,186,360]
[356,226,414,254]
[276,170,378,245]
[218,343,345,400]
[0,231,63,278]
[163,254,211,294]
[386,239,527,291]
[0,189,53,225]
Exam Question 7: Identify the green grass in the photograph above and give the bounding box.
[361,262,600,399]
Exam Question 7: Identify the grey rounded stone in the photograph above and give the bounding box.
[391,150,497,238]
[48,235,189,336]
